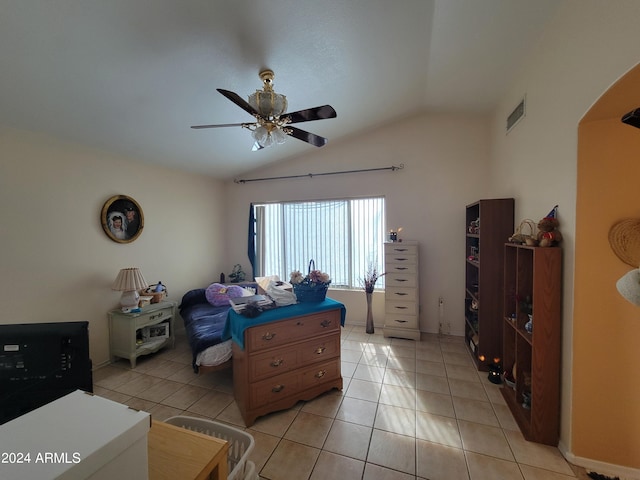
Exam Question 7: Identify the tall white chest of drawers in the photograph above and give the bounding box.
[383,241,420,340]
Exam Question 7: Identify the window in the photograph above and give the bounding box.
[253,197,386,289]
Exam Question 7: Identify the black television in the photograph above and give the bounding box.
[0,321,93,424]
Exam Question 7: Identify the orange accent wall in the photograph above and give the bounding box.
[575,65,640,466]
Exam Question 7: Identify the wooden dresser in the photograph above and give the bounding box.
[232,306,343,426]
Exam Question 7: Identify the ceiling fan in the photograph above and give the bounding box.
[191,70,337,151]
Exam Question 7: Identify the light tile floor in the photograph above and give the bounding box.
[93,325,589,480]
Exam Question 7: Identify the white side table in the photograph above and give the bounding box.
[108,301,176,368]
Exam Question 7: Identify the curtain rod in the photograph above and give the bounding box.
[234,163,404,184]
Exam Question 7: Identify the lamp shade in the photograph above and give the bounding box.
[112,268,148,292]
[616,268,640,306]
[112,268,148,310]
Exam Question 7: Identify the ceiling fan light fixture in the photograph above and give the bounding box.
[248,69,288,118]
[248,91,287,118]
[251,123,288,149]
[272,127,288,145]
[192,69,334,150]
[252,125,269,145]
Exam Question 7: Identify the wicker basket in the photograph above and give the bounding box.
[609,218,640,267]
[509,219,537,245]
[293,283,329,303]
[142,283,167,304]
[292,260,329,303]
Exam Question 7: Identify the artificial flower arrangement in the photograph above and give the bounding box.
[290,261,331,302]
[289,268,331,287]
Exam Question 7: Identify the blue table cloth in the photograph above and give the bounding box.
[223,297,346,350]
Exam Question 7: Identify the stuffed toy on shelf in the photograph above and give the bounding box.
[537,205,562,247]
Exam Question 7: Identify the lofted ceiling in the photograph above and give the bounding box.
[0,0,561,179]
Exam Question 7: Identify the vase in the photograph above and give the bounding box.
[365,292,374,334]
[525,314,533,333]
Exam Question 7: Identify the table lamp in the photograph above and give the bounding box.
[112,267,148,311]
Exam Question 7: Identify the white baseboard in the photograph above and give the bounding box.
[559,442,640,480]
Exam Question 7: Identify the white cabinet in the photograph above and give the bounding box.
[0,390,150,480]
[383,241,420,340]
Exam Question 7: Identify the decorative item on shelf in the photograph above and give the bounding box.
[537,205,562,247]
[469,298,479,312]
[142,281,167,304]
[487,357,502,384]
[290,260,331,303]
[503,364,516,389]
[228,264,246,283]
[112,267,148,312]
[509,219,537,245]
[525,314,533,333]
[468,246,479,262]
[387,227,403,242]
[467,218,480,234]
[361,261,385,334]
[518,294,533,331]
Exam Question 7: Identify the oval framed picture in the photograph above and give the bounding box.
[101,195,144,243]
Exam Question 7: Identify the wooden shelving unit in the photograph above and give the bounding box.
[501,244,562,445]
[464,199,514,371]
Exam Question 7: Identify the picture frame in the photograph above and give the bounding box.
[142,322,169,342]
[101,195,144,243]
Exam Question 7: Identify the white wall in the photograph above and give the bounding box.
[489,0,640,472]
[223,111,491,333]
[0,127,225,366]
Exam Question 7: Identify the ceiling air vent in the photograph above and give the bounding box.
[506,96,526,133]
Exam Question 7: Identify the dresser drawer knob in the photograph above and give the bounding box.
[320,320,332,328]
[315,370,326,378]
[262,332,276,341]
[270,359,283,367]
[150,312,164,320]
[315,346,326,354]
[296,321,305,326]
[271,384,285,393]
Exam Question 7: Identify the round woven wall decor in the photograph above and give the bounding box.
[608,218,640,267]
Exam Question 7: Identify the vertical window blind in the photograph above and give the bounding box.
[253,197,386,289]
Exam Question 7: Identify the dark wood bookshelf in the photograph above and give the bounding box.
[464,199,514,371]
[501,244,562,445]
